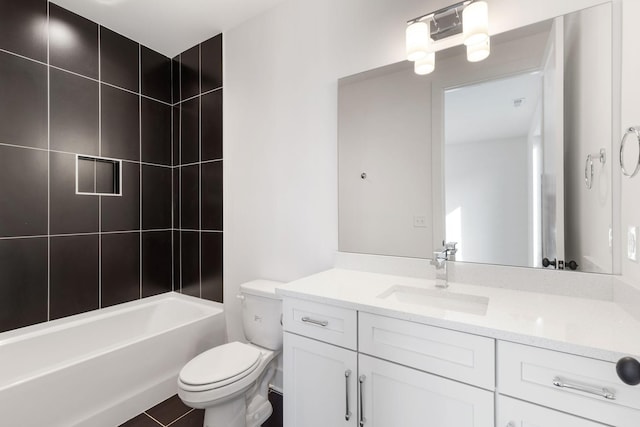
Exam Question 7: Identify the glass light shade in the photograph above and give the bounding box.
[414,51,435,75]
[467,37,490,62]
[406,21,431,61]
[463,1,489,46]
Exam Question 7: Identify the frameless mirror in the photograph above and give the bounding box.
[338,3,618,274]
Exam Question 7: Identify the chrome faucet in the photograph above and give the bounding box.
[431,242,458,288]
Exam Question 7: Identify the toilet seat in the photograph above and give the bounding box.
[179,342,263,392]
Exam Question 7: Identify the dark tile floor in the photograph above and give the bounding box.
[120,391,283,427]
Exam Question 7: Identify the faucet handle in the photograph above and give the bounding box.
[444,241,458,252]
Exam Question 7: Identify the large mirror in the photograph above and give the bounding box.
[338,3,617,274]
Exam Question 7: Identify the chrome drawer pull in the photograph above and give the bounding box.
[552,376,616,400]
[359,375,366,426]
[301,316,329,327]
[345,370,352,421]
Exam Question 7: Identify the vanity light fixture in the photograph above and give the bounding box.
[406,0,490,75]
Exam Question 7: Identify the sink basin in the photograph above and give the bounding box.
[377,285,489,315]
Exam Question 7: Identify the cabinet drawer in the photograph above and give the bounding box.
[359,312,495,389]
[283,298,357,350]
[497,395,607,426]
[498,341,640,427]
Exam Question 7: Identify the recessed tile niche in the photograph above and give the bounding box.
[76,155,122,196]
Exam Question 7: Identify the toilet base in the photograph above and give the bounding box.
[201,394,273,427]
[203,397,246,427]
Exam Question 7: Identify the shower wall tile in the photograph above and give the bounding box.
[100,26,140,93]
[201,34,223,92]
[180,45,200,101]
[142,46,172,104]
[142,165,172,230]
[0,146,48,237]
[181,231,200,298]
[180,97,200,165]
[174,34,223,303]
[101,161,140,232]
[141,98,172,165]
[101,84,141,161]
[49,4,99,79]
[0,51,48,149]
[0,0,48,62]
[201,161,223,231]
[201,232,223,303]
[0,0,222,335]
[50,151,99,235]
[201,90,223,161]
[0,237,48,333]
[180,165,199,230]
[142,231,172,297]
[50,234,100,320]
[50,68,99,155]
[101,232,141,307]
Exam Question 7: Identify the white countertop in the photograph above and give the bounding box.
[276,268,640,362]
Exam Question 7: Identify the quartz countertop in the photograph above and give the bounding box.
[276,268,640,362]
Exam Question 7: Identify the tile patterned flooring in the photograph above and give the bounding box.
[120,391,283,427]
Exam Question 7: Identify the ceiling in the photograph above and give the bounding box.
[50,0,287,58]
[444,72,543,145]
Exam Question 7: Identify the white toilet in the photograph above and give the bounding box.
[178,280,283,427]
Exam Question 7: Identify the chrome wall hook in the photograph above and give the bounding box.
[585,148,606,189]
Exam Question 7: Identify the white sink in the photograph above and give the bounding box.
[377,285,489,316]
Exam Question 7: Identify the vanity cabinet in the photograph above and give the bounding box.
[282,295,640,427]
[283,333,357,427]
[497,395,608,426]
[283,299,494,427]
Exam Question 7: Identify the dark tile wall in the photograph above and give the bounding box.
[173,34,224,303]
[0,0,178,334]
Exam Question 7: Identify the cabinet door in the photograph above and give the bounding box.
[283,332,357,427]
[359,354,493,427]
[497,395,607,427]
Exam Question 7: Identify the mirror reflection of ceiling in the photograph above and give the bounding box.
[444,72,542,145]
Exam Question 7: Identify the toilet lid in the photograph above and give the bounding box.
[179,342,263,387]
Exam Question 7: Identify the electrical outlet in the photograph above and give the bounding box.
[628,226,638,261]
[413,216,427,228]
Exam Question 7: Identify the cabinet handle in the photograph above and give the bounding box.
[359,375,366,426]
[345,370,352,421]
[301,316,329,327]
[552,376,616,400]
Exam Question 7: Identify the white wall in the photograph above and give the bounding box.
[223,0,628,343]
[338,64,432,259]
[445,137,530,266]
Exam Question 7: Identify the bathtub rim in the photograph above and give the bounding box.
[0,292,225,392]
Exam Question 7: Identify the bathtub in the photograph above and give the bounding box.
[0,292,226,427]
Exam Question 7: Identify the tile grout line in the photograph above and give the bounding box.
[198,43,202,299]
[165,408,196,427]
[139,42,143,300]
[142,411,166,427]
[46,0,51,322]
[98,25,102,310]
[179,53,183,294]
[0,47,173,107]
[0,141,176,168]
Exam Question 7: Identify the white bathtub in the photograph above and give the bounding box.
[0,292,226,427]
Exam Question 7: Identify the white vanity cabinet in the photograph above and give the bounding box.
[283,298,359,427]
[497,395,608,426]
[283,298,494,427]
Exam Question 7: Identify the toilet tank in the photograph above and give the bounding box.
[240,280,283,351]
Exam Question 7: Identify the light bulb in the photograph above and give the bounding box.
[467,37,490,62]
[463,1,489,46]
[414,51,435,75]
[406,21,431,62]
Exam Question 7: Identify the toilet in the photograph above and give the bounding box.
[178,280,283,427]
